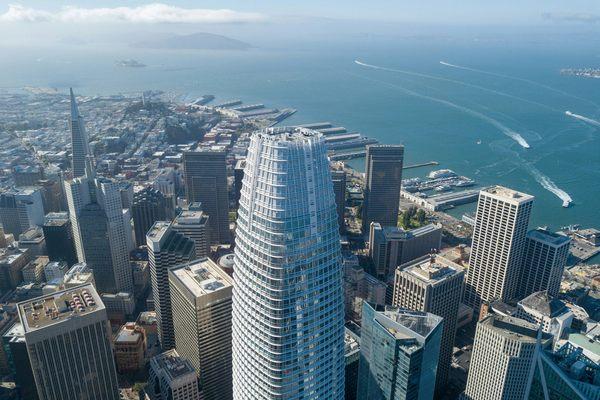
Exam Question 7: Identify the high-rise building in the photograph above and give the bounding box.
[43,261,69,283]
[464,314,551,400]
[515,291,573,342]
[464,186,533,312]
[22,256,49,284]
[148,350,200,400]
[113,322,147,374]
[65,177,133,293]
[17,227,46,256]
[132,187,171,247]
[519,228,571,299]
[0,188,45,239]
[42,212,78,265]
[183,149,230,244]
[3,322,38,400]
[357,302,443,400]
[392,254,464,394]
[344,262,387,321]
[147,221,196,350]
[17,284,120,400]
[172,204,210,259]
[12,165,44,187]
[332,169,346,232]
[0,246,31,292]
[369,222,442,280]
[169,258,234,400]
[362,145,404,232]
[69,88,91,179]
[233,159,246,209]
[232,127,345,399]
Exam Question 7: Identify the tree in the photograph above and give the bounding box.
[416,209,426,225]
[401,211,412,229]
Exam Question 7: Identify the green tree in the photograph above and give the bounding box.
[401,211,412,229]
[416,209,426,225]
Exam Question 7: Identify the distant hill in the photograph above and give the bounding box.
[134,32,251,50]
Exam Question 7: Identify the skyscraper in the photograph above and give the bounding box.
[518,228,571,299]
[169,258,234,400]
[464,314,551,400]
[131,187,171,247]
[65,177,133,293]
[172,203,210,259]
[42,212,78,265]
[331,169,346,232]
[69,88,91,179]
[183,149,230,244]
[362,145,404,232]
[147,221,196,350]
[357,302,443,400]
[148,349,200,400]
[392,254,464,394]
[464,186,533,312]
[17,284,120,400]
[232,127,345,399]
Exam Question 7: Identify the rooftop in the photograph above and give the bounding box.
[173,210,208,226]
[169,258,232,297]
[0,246,28,265]
[377,222,442,240]
[255,126,323,143]
[401,254,463,283]
[369,303,442,343]
[151,349,196,381]
[115,323,144,344]
[483,185,534,204]
[519,291,568,317]
[480,314,549,343]
[527,228,571,246]
[43,212,70,226]
[18,284,103,332]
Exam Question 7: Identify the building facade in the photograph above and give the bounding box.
[148,350,200,400]
[131,187,171,247]
[172,204,210,259]
[331,169,346,232]
[42,212,78,266]
[232,127,345,399]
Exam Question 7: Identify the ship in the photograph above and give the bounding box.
[562,199,571,208]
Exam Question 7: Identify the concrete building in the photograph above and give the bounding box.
[69,88,91,178]
[183,149,230,244]
[233,159,246,209]
[62,262,95,288]
[2,322,38,400]
[357,302,443,400]
[345,326,361,400]
[393,254,464,395]
[0,246,31,292]
[369,222,442,280]
[22,256,49,284]
[0,188,45,239]
[464,314,552,400]
[361,145,404,232]
[43,261,69,283]
[114,322,146,374]
[464,186,534,312]
[13,165,44,187]
[148,349,200,400]
[131,187,171,247]
[344,263,386,321]
[331,169,346,232]
[147,221,196,350]
[516,291,573,343]
[169,258,233,400]
[519,228,571,299]
[17,284,119,400]
[42,212,77,265]
[17,227,46,257]
[172,204,210,259]
[232,128,345,399]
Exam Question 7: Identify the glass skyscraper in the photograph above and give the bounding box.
[231,127,345,399]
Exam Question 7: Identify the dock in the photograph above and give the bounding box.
[403,161,439,170]
[401,189,481,212]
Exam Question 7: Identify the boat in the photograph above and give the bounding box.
[562,199,571,208]
[476,139,482,145]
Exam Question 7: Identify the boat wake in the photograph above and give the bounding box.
[354,60,531,149]
[439,61,600,109]
[527,164,573,207]
[565,111,600,127]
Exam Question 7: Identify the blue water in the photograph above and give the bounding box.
[1,39,599,234]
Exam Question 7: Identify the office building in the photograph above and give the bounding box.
[148,349,200,400]
[65,177,133,293]
[516,291,573,342]
[0,246,31,292]
[17,227,46,256]
[393,254,464,394]
[3,322,38,400]
[332,169,346,232]
[233,159,246,209]
[62,262,95,288]
[42,212,78,265]
[169,258,233,400]
[132,187,171,247]
[101,292,136,323]
[464,314,551,400]
[183,149,230,244]
[362,145,404,231]
[369,222,442,280]
[0,188,45,239]
[344,263,387,321]
[17,285,119,400]
[232,127,345,399]
[357,302,443,400]
[13,165,44,187]
[519,228,571,299]
[69,88,91,178]
[114,322,147,374]
[172,204,210,259]
[464,186,534,312]
[345,326,361,400]
[43,261,69,283]
[22,256,49,284]
[147,221,196,350]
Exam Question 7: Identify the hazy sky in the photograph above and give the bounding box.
[1,1,600,25]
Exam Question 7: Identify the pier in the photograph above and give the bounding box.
[403,161,439,170]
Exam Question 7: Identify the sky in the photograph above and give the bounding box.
[1,1,600,48]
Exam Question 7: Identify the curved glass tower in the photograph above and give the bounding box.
[232,127,345,399]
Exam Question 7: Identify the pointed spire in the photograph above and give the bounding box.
[70,88,80,120]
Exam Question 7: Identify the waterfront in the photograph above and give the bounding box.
[1,38,599,231]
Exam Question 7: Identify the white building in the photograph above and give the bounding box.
[516,291,573,345]
[232,127,345,399]
[172,204,210,259]
[148,349,199,400]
